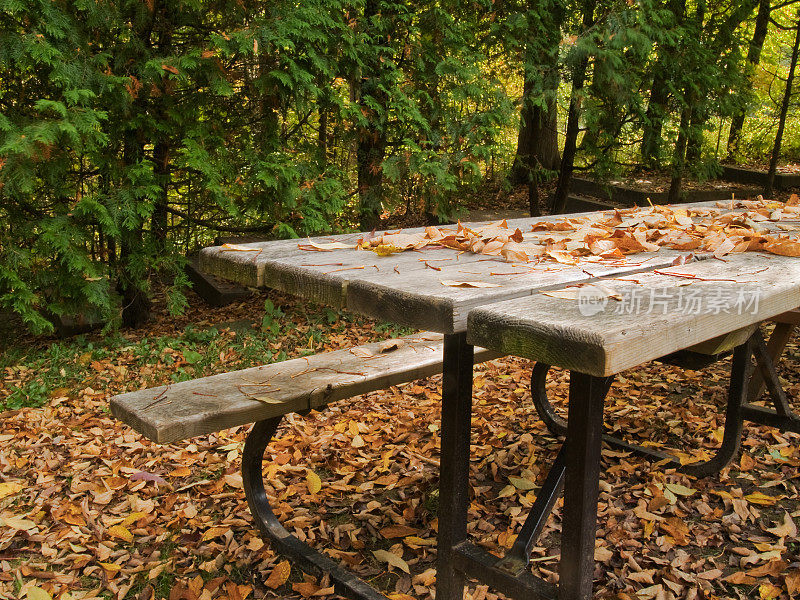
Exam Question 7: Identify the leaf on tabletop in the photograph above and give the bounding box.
[765,239,800,257]
[440,280,501,288]
[299,241,353,251]
[220,244,260,252]
[379,339,405,353]
[540,289,581,300]
[350,346,374,358]
[373,244,402,256]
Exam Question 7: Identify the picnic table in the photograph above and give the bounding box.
[116,200,800,600]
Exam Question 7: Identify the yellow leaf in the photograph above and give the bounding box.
[0,482,23,499]
[372,244,402,256]
[0,516,37,531]
[508,476,536,491]
[120,512,146,527]
[746,492,778,506]
[220,243,261,252]
[373,549,410,574]
[26,587,52,600]
[299,240,352,251]
[306,470,322,495]
[109,525,134,543]
[759,583,782,600]
[99,562,122,573]
[202,526,228,541]
[265,560,291,589]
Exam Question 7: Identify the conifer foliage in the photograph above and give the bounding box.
[0,0,797,332]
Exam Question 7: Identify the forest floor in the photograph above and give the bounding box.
[3,287,800,600]
[4,178,800,600]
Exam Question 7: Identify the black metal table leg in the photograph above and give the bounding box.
[242,418,390,600]
[558,372,612,600]
[436,332,474,600]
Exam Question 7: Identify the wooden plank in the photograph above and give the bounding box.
[345,250,699,333]
[185,258,252,306]
[197,201,743,332]
[467,253,800,377]
[111,334,500,444]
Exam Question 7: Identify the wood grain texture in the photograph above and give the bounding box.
[196,202,735,332]
[111,334,500,444]
[467,253,800,376]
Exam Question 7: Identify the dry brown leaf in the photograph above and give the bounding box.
[265,560,291,589]
[440,280,501,288]
[373,549,410,573]
[380,525,418,538]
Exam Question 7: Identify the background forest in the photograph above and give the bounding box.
[2,0,800,333]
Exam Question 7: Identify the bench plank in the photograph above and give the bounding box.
[467,253,800,377]
[111,334,499,444]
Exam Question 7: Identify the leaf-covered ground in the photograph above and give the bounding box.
[3,288,800,600]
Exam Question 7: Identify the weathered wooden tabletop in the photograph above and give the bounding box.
[198,202,796,333]
[199,212,689,332]
[467,252,800,376]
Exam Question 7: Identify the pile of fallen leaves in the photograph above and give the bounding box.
[3,286,800,600]
[329,196,800,265]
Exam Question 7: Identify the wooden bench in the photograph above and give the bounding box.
[111,333,498,444]
[464,261,800,599]
[111,333,499,600]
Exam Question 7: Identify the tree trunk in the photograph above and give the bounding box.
[685,105,705,166]
[151,139,170,254]
[641,70,669,168]
[510,61,560,185]
[528,178,541,217]
[727,0,771,159]
[668,103,692,204]
[766,18,800,197]
[357,0,389,230]
[551,1,593,215]
[119,129,151,328]
[641,0,688,169]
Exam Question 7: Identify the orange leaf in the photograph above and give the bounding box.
[380,525,418,539]
[265,560,291,589]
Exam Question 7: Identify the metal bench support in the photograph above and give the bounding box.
[528,330,800,478]
[242,417,390,600]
